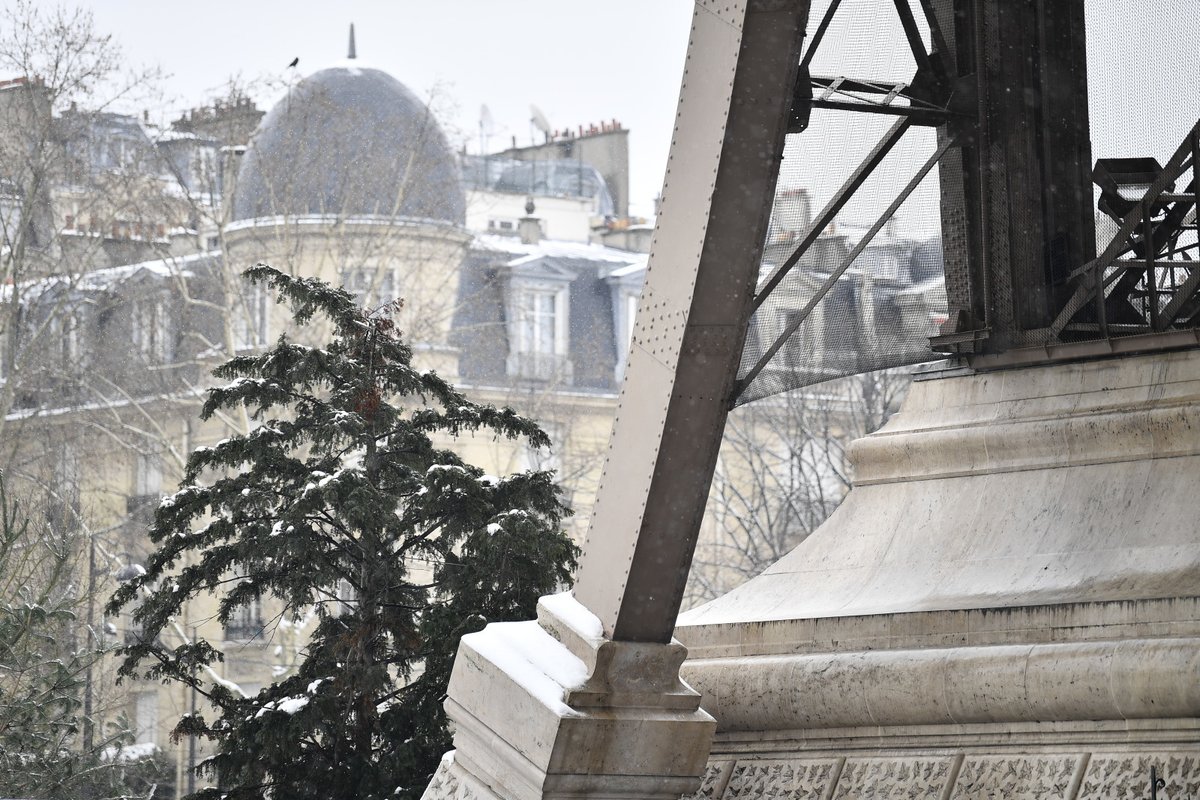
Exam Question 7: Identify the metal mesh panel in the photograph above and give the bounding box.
[734,0,1200,406]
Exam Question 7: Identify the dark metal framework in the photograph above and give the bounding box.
[735,0,962,402]
[1049,122,1200,342]
[739,0,1200,403]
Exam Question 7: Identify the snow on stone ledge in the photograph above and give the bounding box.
[540,591,604,645]
[462,620,587,716]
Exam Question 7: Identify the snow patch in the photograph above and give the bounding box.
[462,620,587,716]
[486,508,531,535]
[160,485,200,510]
[474,232,649,265]
[255,695,309,718]
[540,591,604,644]
[207,672,248,698]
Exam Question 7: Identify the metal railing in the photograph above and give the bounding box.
[1049,119,1200,341]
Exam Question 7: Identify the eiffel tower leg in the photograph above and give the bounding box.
[424,1,810,798]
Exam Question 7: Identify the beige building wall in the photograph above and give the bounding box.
[223,218,472,379]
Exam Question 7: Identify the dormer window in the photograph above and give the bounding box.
[508,285,569,381]
[48,308,86,371]
[518,290,561,357]
[602,260,646,383]
[502,257,576,383]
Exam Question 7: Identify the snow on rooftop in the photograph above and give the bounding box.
[474,232,649,265]
[6,386,207,422]
[224,214,461,234]
[76,250,213,288]
[601,261,648,280]
[2,250,215,304]
[323,57,386,76]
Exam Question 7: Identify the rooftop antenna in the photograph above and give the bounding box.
[347,23,357,59]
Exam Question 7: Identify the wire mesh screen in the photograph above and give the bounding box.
[734,0,1200,406]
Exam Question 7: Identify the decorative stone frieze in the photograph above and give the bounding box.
[950,755,1081,800]
[1078,754,1200,800]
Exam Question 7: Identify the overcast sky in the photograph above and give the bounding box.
[8,1,1196,233]
[74,0,695,219]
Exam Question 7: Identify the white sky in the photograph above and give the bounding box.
[74,0,695,219]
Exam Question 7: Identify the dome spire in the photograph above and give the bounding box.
[347,23,357,59]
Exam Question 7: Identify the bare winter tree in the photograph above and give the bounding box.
[0,0,176,427]
[684,369,909,608]
[0,471,176,798]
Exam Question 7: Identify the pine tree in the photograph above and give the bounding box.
[108,265,578,800]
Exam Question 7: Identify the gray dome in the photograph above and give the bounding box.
[233,64,465,224]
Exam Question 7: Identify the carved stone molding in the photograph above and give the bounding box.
[1078,754,1200,800]
[950,755,1081,800]
[830,757,955,799]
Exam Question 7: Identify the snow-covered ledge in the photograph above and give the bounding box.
[421,592,715,800]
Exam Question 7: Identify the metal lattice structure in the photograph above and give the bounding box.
[1049,125,1200,345]
[733,0,1199,403]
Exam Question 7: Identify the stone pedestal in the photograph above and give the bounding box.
[675,349,1200,799]
[422,593,715,800]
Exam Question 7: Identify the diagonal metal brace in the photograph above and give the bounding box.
[752,116,912,314]
[735,132,954,400]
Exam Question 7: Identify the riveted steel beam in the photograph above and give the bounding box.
[572,0,811,643]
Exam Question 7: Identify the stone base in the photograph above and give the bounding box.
[423,593,715,800]
[675,349,1200,799]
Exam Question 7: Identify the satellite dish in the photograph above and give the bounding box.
[530,104,552,136]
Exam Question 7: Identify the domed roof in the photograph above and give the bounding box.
[232,60,465,225]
